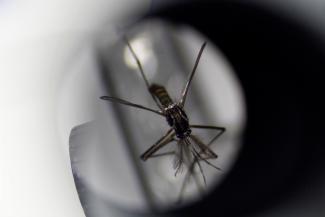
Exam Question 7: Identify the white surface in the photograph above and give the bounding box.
[58,46,149,211]
[0,0,148,216]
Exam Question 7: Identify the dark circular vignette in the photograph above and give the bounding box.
[143,1,325,217]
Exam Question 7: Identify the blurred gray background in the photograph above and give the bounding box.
[1,0,325,217]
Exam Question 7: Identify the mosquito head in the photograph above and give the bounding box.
[165,103,191,139]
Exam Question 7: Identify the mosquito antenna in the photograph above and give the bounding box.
[123,36,163,110]
[179,42,207,107]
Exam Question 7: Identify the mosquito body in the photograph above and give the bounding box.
[100,37,226,197]
[150,84,191,139]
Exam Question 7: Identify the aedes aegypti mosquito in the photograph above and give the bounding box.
[100,37,226,192]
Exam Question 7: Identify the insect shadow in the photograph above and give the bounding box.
[100,36,226,201]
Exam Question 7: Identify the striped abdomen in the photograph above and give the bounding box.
[149,84,173,108]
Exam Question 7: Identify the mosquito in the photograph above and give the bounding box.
[100,37,226,194]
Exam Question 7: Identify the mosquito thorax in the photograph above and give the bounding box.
[165,103,191,139]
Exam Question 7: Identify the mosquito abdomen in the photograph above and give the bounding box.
[149,84,173,107]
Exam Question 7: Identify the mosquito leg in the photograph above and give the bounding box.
[150,142,181,159]
[177,150,208,203]
[178,142,223,203]
[180,148,221,203]
[177,171,191,204]
[190,135,218,159]
[174,140,185,176]
[191,149,207,186]
[147,151,176,159]
[100,96,165,117]
[140,129,175,161]
[177,156,197,203]
[192,146,221,171]
[190,125,226,146]
[191,161,205,193]
[123,36,163,110]
[179,42,207,107]
[183,140,203,191]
